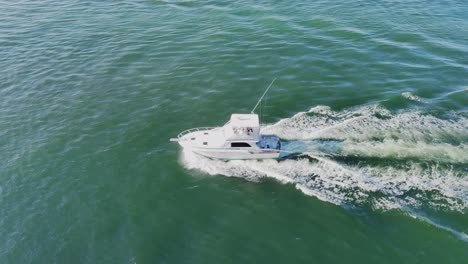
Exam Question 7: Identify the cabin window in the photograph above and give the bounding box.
[233,127,254,136]
[203,142,208,145]
[231,142,251,148]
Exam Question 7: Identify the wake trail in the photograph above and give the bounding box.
[264,105,468,163]
[179,104,468,241]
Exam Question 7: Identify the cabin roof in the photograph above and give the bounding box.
[229,114,259,127]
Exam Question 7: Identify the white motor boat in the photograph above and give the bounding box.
[170,79,282,160]
[170,113,281,160]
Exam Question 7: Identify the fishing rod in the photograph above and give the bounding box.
[251,78,277,114]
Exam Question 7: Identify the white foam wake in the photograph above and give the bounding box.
[401,92,428,103]
[262,105,468,163]
[179,105,468,240]
[179,104,468,243]
[180,105,467,209]
[181,147,467,211]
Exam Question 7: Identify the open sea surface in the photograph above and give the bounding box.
[1,0,467,263]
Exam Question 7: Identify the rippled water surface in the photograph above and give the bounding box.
[1,0,467,263]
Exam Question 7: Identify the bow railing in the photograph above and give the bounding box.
[170,127,216,142]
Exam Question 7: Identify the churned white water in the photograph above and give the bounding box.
[180,105,468,213]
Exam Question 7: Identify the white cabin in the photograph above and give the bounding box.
[224,114,260,141]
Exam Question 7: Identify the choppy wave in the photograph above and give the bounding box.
[180,105,468,215]
[401,91,429,103]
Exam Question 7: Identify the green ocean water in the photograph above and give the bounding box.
[1,0,467,263]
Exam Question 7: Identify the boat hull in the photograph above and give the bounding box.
[189,147,280,160]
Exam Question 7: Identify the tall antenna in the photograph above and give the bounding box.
[251,78,276,114]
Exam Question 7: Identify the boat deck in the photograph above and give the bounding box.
[257,135,281,150]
